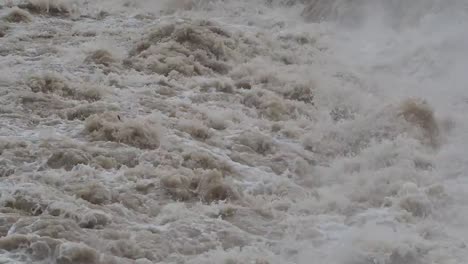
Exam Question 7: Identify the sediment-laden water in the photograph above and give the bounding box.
[0,0,467,263]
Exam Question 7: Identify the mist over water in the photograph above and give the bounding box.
[0,0,467,263]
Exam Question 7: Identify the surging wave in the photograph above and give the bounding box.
[0,0,467,263]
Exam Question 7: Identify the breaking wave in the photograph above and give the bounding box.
[0,0,467,263]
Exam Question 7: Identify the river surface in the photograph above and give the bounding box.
[0,0,467,263]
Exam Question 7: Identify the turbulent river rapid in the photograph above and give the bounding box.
[0,0,467,263]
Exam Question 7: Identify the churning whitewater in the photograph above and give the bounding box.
[0,0,467,263]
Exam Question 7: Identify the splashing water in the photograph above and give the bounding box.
[0,0,467,263]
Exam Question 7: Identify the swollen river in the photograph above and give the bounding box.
[0,0,467,263]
